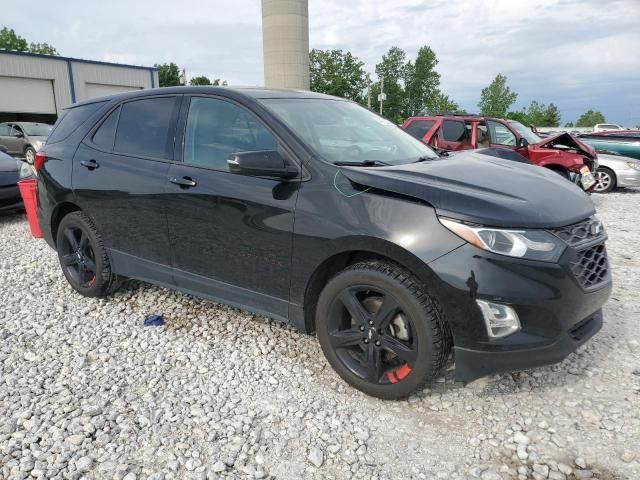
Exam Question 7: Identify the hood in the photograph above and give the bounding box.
[534,132,596,159]
[339,151,595,229]
[0,152,20,172]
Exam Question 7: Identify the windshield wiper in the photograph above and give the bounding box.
[333,160,390,167]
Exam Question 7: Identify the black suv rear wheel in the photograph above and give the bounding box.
[56,211,116,297]
[316,261,450,399]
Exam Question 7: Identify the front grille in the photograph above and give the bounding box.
[552,217,604,247]
[570,244,608,289]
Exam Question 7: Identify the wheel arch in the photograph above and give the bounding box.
[50,201,82,246]
[301,239,443,334]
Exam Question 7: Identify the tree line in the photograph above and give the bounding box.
[0,27,608,128]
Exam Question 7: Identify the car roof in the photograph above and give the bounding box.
[406,114,509,122]
[68,86,342,109]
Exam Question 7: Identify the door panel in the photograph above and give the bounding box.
[72,95,181,275]
[166,165,298,316]
[165,95,299,316]
[73,144,172,271]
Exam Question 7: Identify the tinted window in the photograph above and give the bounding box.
[404,120,435,140]
[115,97,177,158]
[487,120,517,146]
[184,97,278,171]
[441,120,468,142]
[0,125,10,136]
[92,107,120,150]
[48,102,106,144]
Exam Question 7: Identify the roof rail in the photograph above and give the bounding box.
[432,112,481,117]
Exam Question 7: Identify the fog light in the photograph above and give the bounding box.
[476,300,521,338]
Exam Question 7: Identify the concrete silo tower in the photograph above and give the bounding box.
[261,0,310,90]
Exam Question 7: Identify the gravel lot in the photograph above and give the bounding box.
[1,191,639,480]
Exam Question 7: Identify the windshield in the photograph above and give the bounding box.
[22,124,52,136]
[260,98,438,164]
[507,121,541,144]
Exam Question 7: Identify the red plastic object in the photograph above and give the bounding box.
[17,179,43,238]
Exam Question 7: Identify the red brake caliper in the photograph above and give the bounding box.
[386,363,412,384]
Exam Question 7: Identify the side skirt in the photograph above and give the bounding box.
[109,249,294,326]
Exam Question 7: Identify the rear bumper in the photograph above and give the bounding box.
[0,184,22,211]
[455,309,602,382]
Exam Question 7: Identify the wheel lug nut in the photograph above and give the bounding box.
[359,326,365,331]
[364,339,369,344]
[368,321,374,326]
[375,340,381,347]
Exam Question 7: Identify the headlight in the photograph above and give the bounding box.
[625,161,640,171]
[439,217,566,262]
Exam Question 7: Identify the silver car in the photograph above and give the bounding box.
[0,122,52,165]
[594,152,640,193]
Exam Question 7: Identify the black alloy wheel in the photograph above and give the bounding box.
[326,286,417,385]
[60,226,97,289]
[316,261,450,399]
[56,211,117,297]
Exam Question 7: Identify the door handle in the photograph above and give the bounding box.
[170,176,197,188]
[80,159,99,170]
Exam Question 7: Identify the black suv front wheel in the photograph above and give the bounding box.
[56,211,116,297]
[316,261,450,399]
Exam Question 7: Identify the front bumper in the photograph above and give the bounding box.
[0,184,22,211]
[428,239,611,383]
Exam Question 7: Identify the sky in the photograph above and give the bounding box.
[4,0,640,125]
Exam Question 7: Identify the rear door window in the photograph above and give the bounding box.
[92,107,121,150]
[48,101,107,144]
[441,120,469,142]
[404,120,435,140]
[114,97,179,158]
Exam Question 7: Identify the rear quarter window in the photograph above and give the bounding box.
[441,120,468,142]
[47,102,107,144]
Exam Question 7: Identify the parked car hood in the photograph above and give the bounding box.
[339,152,595,229]
[534,132,596,159]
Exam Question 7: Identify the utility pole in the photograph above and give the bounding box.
[379,77,384,116]
[367,75,371,110]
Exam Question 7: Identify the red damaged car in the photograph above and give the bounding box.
[402,114,598,190]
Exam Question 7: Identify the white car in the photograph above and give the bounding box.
[593,123,624,132]
[593,153,640,193]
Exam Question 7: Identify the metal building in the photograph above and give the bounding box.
[261,0,310,90]
[0,50,158,123]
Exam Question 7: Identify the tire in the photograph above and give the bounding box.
[24,146,36,165]
[56,211,116,297]
[594,167,616,193]
[315,260,450,399]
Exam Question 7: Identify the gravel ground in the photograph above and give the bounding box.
[1,191,639,480]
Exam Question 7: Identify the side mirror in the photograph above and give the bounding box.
[517,137,529,148]
[227,150,298,179]
[0,144,7,153]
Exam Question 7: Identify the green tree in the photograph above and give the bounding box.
[404,46,440,117]
[155,62,183,87]
[564,121,574,128]
[478,74,517,118]
[508,101,562,127]
[576,110,606,128]
[542,103,561,127]
[190,75,211,85]
[0,27,58,55]
[372,46,408,124]
[427,91,460,115]
[309,49,367,103]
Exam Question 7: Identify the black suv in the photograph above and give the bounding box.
[36,87,611,399]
